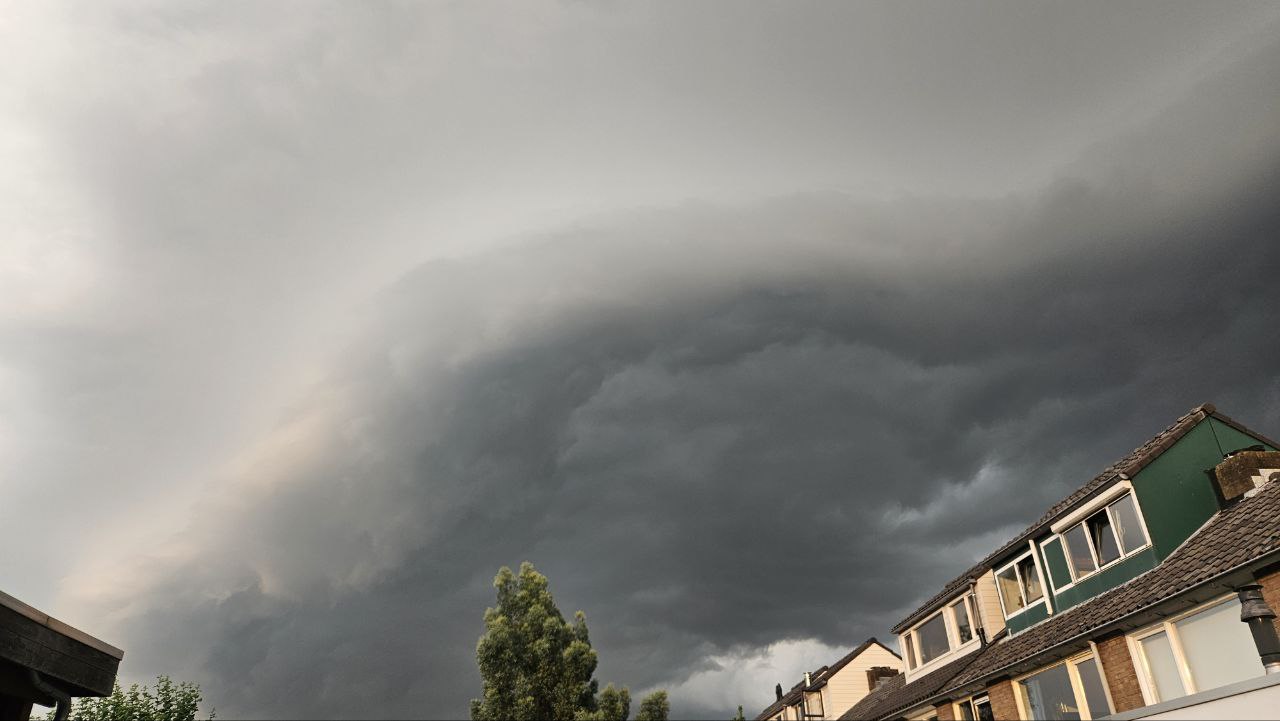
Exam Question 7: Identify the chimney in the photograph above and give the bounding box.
[1209,450,1280,505]
[776,683,783,701]
[865,666,900,691]
[803,672,812,687]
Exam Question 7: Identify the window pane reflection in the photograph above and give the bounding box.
[1176,599,1264,693]
[1109,494,1146,554]
[1063,524,1096,578]
[917,613,950,665]
[1020,664,1080,720]
[1140,631,1185,702]
[1074,658,1110,719]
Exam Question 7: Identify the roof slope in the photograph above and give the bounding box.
[892,404,1276,633]
[838,648,986,721]
[755,639,899,720]
[943,473,1280,693]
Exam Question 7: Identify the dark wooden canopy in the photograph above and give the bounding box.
[0,590,122,718]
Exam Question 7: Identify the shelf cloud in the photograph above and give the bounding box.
[4,2,1280,718]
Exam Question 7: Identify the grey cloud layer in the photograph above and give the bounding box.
[3,2,1279,719]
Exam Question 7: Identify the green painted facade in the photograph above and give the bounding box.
[999,415,1276,636]
[1131,420,1233,558]
[1005,599,1050,634]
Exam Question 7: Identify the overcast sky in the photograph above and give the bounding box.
[4,2,1280,718]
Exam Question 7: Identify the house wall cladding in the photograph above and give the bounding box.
[1003,600,1050,635]
[1094,633,1145,713]
[1131,420,1234,559]
[933,700,955,720]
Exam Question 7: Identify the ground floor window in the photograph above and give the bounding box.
[1129,595,1264,703]
[954,694,993,720]
[1015,653,1111,720]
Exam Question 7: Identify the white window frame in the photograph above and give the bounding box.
[1125,594,1258,705]
[994,545,1050,621]
[1039,535,1075,595]
[902,593,982,679]
[1054,492,1152,584]
[949,594,977,646]
[802,688,824,719]
[1012,651,1113,721]
[952,693,991,720]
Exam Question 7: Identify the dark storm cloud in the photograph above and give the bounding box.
[4,2,1279,719]
[81,30,1280,717]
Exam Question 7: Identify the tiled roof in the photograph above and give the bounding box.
[891,404,1277,634]
[838,648,986,721]
[755,687,803,721]
[755,639,899,720]
[941,474,1280,693]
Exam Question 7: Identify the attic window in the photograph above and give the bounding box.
[916,613,949,665]
[1060,492,1150,583]
[995,550,1045,619]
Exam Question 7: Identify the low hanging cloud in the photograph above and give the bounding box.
[5,3,1275,719]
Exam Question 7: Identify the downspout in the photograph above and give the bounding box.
[29,670,70,721]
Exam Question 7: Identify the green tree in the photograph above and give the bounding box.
[575,683,630,721]
[635,691,669,721]
[471,562,603,720]
[732,705,746,721]
[47,675,213,721]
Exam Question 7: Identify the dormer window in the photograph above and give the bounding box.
[916,613,949,665]
[995,550,1045,619]
[950,597,973,644]
[1059,492,1150,582]
[901,592,981,673]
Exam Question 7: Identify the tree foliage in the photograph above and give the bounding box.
[575,683,630,721]
[471,562,602,720]
[471,562,669,720]
[48,676,212,721]
[635,691,669,721]
[732,705,746,721]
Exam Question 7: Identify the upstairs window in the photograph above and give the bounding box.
[995,550,1045,619]
[902,592,981,672]
[803,691,823,718]
[916,613,950,665]
[950,596,973,644]
[1060,493,1150,582]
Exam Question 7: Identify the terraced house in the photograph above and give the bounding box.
[839,404,1280,720]
[757,639,903,721]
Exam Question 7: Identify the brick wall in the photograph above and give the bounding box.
[1094,633,1145,712]
[1256,565,1280,638]
[986,680,1019,720]
[933,700,955,721]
